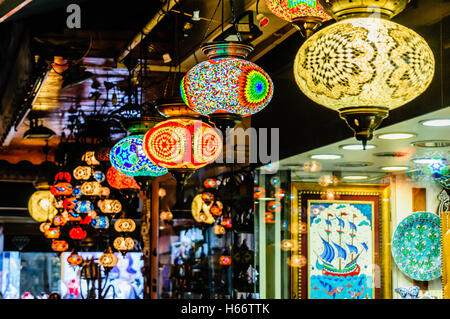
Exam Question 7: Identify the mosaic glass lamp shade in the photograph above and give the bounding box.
[110,135,168,177]
[114,218,136,232]
[180,42,273,118]
[91,216,110,229]
[73,166,92,180]
[44,227,60,239]
[50,182,73,197]
[113,236,135,252]
[265,0,331,22]
[143,118,222,170]
[265,0,331,37]
[293,2,435,147]
[52,240,69,252]
[106,167,140,190]
[28,190,58,222]
[69,226,87,240]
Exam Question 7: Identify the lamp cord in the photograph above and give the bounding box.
[201,0,222,43]
[229,0,242,41]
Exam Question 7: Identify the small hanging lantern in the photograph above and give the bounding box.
[44,227,60,239]
[160,210,173,221]
[93,171,106,183]
[50,182,73,197]
[222,218,232,228]
[63,197,78,211]
[212,224,226,235]
[110,135,168,177]
[28,190,57,223]
[181,42,274,128]
[80,181,103,196]
[113,236,135,254]
[39,222,51,233]
[69,226,87,240]
[54,172,72,183]
[267,201,281,213]
[99,246,118,269]
[51,240,69,252]
[265,212,276,224]
[106,167,140,190]
[114,218,136,232]
[73,166,92,180]
[219,255,231,266]
[210,201,223,216]
[52,214,67,227]
[265,0,331,37]
[203,178,217,189]
[91,216,110,229]
[142,97,223,186]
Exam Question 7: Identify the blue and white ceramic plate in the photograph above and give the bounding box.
[391,212,441,281]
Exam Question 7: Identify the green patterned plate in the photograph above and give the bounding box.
[391,212,441,281]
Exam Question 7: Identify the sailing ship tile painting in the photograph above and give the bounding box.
[308,200,375,299]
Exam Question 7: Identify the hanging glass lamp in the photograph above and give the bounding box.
[265,0,332,37]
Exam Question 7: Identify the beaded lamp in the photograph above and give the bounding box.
[106,167,140,190]
[180,42,273,129]
[110,135,167,177]
[265,0,332,37]
[28,190,57,222]
[294,0,435,148]
[142,97,222,185]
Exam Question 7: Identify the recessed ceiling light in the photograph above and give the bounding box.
[340,144,376,150]
[310,154,342,160]
[411,140,450,148]
[381,166,409,171]
[343,175,369,180]
[421,119,450,127]
[377,133,416,140]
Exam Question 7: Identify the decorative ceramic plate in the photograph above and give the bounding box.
[391,212,441,281]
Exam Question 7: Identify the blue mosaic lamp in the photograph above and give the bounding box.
[110,135,167,177]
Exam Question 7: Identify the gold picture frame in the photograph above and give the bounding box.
[290,182,392,299]
[441,211,450,299]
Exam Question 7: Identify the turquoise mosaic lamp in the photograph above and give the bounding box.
[110,135,167,177]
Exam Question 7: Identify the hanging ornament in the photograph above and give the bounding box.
[69,226,87,240]
[412,152,449,189]
[114,218,136,232]
[67,252,83,266]
[142,97,223,186]
[110,135,168,177]
[39,222,51,233]
[210,201,223,216]
[50,182,73,197]
[74,200,94,214]
[28,190,57,222]
[91,216,110,229]
[203,178,217,189]
[99,246,118,269]
[219,255,232,266]
[93,171,106,183]
[113,236,135,254]
[73,166,92,180]
[97,199,122,214]
[80,181,103,196]
[52,214,67,227]
[212,224,226,235]
[160,210,173,221]
[54,172,72,183]
[44,227,60,239]
[191,194,215,224]
[82,151,100,166]
[106,167,140,190]
[254,187,266,199]
[265,0,331,37]
[294,1,435,148]
[63,197,78,211]
[181,42,274,128]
